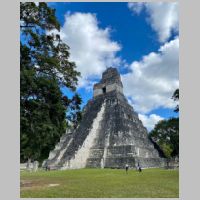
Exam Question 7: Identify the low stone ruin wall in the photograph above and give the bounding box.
[20,161,39,172]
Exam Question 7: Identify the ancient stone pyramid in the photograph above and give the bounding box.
[44,67,165,170]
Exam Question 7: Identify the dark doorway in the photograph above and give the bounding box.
[102,87,106,94]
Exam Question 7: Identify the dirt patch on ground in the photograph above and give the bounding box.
[20,180,34,188]
[21,180,60,190]
[20,180,47,189]
[48,183,60,187]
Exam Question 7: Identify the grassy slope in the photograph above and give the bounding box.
[20,168,179,198]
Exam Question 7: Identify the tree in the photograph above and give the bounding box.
[149,118,179,158]
[149,89,179,158]
[172,89,179,112]
[20,2,82,162]
[64,94,82,128]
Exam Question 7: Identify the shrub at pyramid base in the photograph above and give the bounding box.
[43,67,166,169]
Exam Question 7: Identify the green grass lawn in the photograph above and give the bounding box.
[20,168,179,198]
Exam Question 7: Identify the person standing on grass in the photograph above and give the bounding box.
[139,166,142,172]
[125,164,129,174]
[137,162,140,170]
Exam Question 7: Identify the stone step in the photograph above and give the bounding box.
[104,157,136,168]
[86,158,102,168]
[106,145,136,156]
[134,157,166,168]
[58,100,104,166]
[88,148,104,158]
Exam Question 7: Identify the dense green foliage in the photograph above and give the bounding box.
[20,2,82,162]
[20,168,179,198]
[149,118,179,158]
[149,89,179,158]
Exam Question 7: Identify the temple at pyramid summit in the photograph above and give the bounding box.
[43,67,166,170]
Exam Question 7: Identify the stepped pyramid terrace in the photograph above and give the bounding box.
[43,67,165,170]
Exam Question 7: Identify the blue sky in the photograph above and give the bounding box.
[47,2,179,131]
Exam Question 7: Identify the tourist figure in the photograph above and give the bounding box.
[139,166,142,172]
[137,162,140,170]
[45,164,50,171]
[125,164,129,174]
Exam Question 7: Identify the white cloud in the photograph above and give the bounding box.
[128,2,179,42]
[128,2,145,15]
[122,37,179,114]
[138,114,164,131]
[60,12,121,88]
